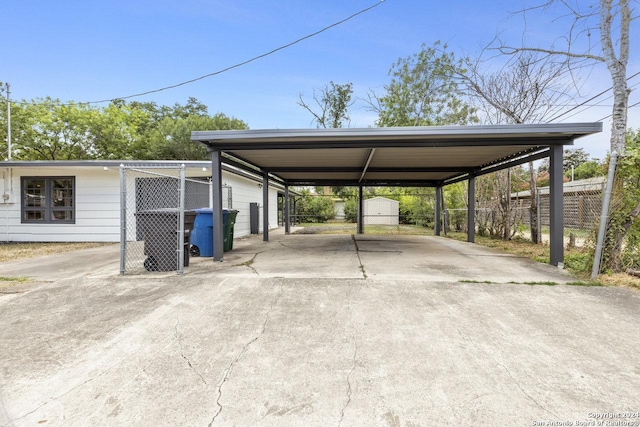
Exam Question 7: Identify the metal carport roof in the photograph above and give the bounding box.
[192,123,602,187]
[192,122,602,266]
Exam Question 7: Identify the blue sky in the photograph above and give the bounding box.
[2,0,638,160]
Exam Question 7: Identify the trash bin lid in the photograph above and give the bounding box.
[193,208,213,215]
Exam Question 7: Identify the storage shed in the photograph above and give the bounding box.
[364,197,399,225]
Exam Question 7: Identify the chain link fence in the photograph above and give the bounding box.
[119,165,232,275]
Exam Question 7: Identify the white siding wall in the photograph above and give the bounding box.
[0,166,279,243]
[222,173,279,238]
[1,167,121,242]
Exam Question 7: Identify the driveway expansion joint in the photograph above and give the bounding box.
[351,235,368,279]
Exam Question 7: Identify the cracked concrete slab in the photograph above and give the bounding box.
[0,232,639,426]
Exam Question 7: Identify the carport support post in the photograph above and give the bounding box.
[209,149,224,262]
[263,171,269,241]
[467,175,476,243]
[549,145,564,267]
[435,186,442,236]
[357,185,364,234]
[284,183,290,235]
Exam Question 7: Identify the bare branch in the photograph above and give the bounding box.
[495,45,604,62]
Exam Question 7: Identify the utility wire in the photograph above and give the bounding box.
[597,99,640,122]
[78,0,386,105]
[557,79,640,122]
[548,70,640,122]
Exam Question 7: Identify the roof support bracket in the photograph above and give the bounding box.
[359,149,376,184]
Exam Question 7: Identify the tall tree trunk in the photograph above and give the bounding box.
[600,0,631,271]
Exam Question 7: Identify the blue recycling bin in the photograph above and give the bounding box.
[189,208,232,257]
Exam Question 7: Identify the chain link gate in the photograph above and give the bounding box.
[119,165,220,275]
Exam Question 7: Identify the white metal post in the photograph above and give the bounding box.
[119,165,126,275]
[177,165,186,274]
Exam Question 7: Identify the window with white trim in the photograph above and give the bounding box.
[21,177,75,223]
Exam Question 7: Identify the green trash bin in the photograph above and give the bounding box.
[223,210,239,252]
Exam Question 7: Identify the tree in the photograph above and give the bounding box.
[369,41,478,127]
[572,160,604,180]
[297,82,354,129]
[605,130,640,270]
[294,189,335,223]
[538,148,593,175]
[563,148,590,172]
[140,112,247,160]
[461,51,575,242]
[12,98,98,160]
[496,0,635,271]
[4,97,248,161]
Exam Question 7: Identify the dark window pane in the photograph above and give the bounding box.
[24,179,46,207]
[22,177,75,224]
[24,210,45,221]
[52,179,73,207]
[51,210,73,221]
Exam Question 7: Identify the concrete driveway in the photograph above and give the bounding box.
[1,233,639,426]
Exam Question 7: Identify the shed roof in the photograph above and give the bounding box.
[192,123,602,186]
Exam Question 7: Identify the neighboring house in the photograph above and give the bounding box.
[0,160,281,242]
[364,196,399,225]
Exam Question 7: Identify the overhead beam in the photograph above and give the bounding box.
[193,122,602,147]
[210,138,572,151]
[264,166,478,173]
[359,148,376,183]
[443,149,551,186]
[283,179,442,187]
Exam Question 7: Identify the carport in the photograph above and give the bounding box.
[192,123,601,266]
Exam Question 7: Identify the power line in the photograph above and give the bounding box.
[597,99,640,122]
[548,70,640,122]
[79,1,386,105]
[556,80,640,121]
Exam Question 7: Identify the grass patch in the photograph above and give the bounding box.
[0,242,111,262]
[597,273,640,290]
[294,223,434,235]
[565,281,602,287]
[234,259,255,268]
[459,279,599,287]
[0,276,32,293]
[0,276,30,282]
[459,279,558,286]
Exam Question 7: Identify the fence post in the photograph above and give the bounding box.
[177,165,186,275]
[119,165,127,276]
[592,152,618,279]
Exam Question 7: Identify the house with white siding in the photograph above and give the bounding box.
[0,160,281,243]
